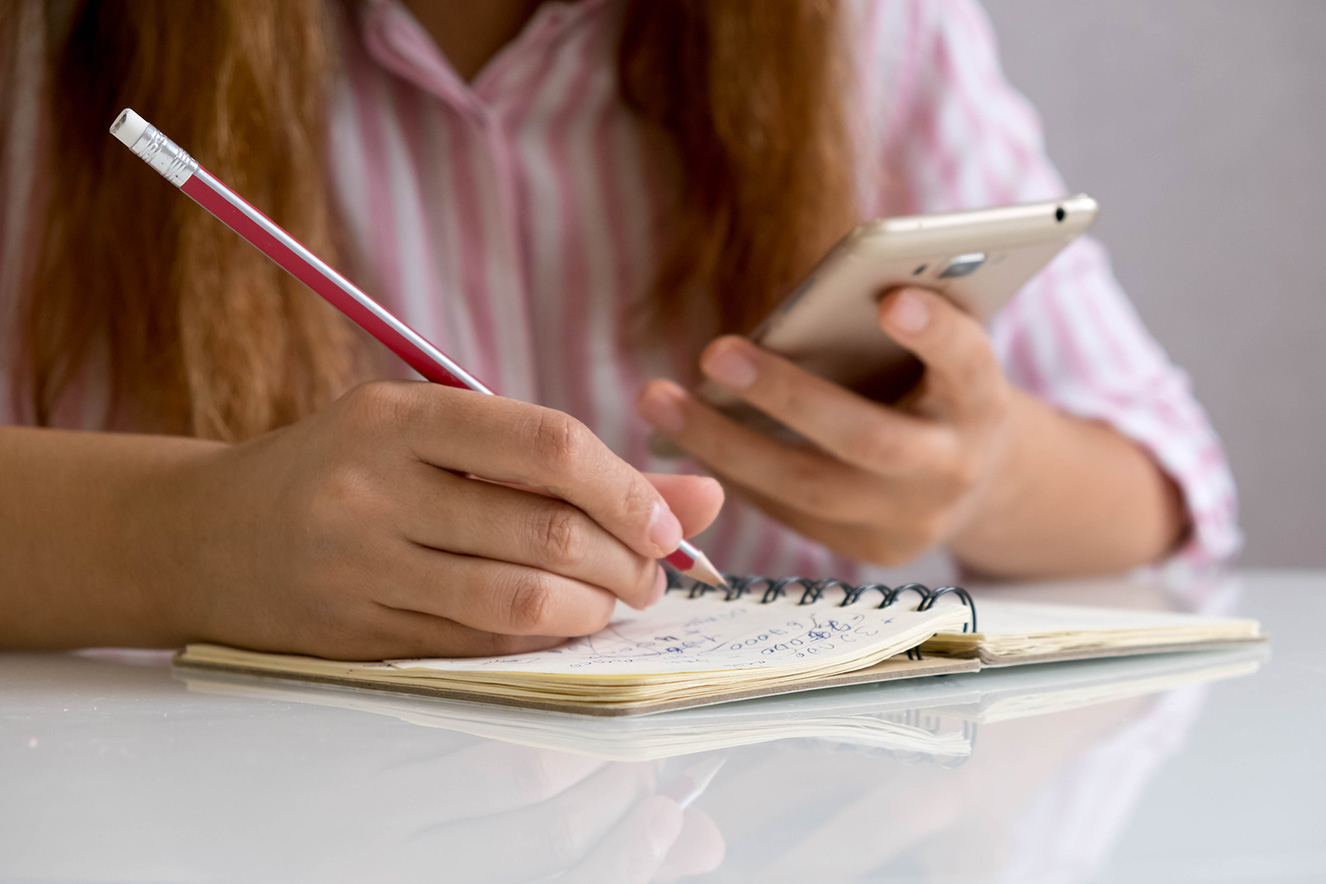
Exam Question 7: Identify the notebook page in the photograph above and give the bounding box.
[384,593,969,678]
[954,600,1261,639]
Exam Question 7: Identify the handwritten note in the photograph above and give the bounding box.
[387,593,968,677]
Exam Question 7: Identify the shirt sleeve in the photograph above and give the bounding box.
[862,0,1241,565]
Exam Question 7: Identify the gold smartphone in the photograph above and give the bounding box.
[694,195,1098,436]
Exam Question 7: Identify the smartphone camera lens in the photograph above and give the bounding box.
[937,252,986,279]
[1055,206,1066,222]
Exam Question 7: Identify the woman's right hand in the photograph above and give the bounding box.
[171,381,723,659]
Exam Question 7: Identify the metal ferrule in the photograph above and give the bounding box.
[127,125,198,187]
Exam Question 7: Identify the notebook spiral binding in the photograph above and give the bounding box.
[664,571,978,661]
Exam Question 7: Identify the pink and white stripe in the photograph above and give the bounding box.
[0,0,1241,574]
[329,0,1240,573]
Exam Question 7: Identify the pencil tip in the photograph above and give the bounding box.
[687,551,727,588]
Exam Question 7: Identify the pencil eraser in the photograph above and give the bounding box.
[110,108,149,147]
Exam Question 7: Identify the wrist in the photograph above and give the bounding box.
[946,388,1045,571]
[114,435,231,646]
[946,389,1190,578]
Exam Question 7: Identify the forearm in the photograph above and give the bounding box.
[0,427,221,649]
[950,390,1187,578]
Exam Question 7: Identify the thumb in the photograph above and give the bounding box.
[644,473,725,538]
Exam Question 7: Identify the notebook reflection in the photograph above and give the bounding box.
[170,644,1263,880]
[1,639,1265,883]
[179,646,1261,763]
[4,572,1269,882]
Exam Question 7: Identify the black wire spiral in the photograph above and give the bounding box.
[663,571,977,659]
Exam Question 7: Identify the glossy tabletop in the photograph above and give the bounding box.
[2,569,1324,883]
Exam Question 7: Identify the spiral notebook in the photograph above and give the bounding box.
[176,578,980,715]
[174,573,1264,716]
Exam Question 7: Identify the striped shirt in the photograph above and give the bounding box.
[0,0,1241,577]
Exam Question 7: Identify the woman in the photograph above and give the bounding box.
[0,0,1238,658]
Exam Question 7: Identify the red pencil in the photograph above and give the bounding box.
[111,108,725,589]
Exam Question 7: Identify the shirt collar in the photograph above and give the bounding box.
[357,0,611,110]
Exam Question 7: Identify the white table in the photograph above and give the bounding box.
[2,569,1323,883]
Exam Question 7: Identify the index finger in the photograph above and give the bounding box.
[357,383,684,562]
[695,336,950,475]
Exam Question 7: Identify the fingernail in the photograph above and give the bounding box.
[702,342,758,389]
[638,383,686,434]
[649,502,683,553]
[889,290,930,333]
[648,799,684,858]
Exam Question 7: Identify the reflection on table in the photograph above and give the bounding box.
[0,571,1285,883]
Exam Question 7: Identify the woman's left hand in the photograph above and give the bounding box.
[636,287,1023,567]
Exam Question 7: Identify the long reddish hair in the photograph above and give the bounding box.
[2,0,856,441]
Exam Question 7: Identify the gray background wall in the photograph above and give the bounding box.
[983,0,1326,566]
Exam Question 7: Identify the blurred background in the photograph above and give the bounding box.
[986,0,1326,566]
